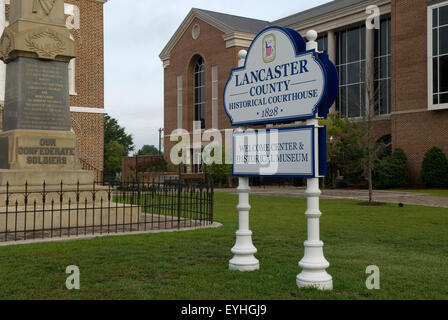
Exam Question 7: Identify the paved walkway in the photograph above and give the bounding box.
[216,187,448,208]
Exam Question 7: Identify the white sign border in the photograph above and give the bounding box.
[232,126,316,178]
[223,26,328,127]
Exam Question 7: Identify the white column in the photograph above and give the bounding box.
[296,31,333,291]
[229,50,259,272]
[177,76,183,129]
[211,66,219,129]
[0,0,6,103]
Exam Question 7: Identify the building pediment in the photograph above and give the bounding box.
[159,8,268,67]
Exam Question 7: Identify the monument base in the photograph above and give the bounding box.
[0,129,81,170]
[0,203,141,233]
[0,169,94,187]
[0,128,95,190]
[0,169,106,209]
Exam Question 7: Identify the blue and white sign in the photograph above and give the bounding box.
[233,126,327,178]
[224,26,338,126]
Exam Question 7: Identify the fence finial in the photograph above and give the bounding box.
[306,30,318,51]
[238,50,247,67]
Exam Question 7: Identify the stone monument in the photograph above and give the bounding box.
[0,1,142,237]
[0,0,93,186]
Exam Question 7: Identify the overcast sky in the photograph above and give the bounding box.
[103,0,333,153]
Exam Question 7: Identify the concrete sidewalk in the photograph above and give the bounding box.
[216,187,448,209]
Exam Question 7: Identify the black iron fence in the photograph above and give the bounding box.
[0,179,214,243]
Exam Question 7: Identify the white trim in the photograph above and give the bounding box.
[68,57,77,96]
[159,9,233,63]
[162,59,170,69]
[70,107,106,114]
[177,75,183,129]
[428,1,448,111]
[223,32,255,48]
[295,0,390,35]
[64,3,75,15]
[211,66,219,129]
[391,109,428,116]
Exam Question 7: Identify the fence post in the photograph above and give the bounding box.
[229,50,259,272]
[177,177,182,229]
[296,30,333,290]
[209,177,214,224]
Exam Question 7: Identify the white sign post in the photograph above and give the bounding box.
[229,50,260,272]
[224,26,338,289]
[296,31,332,290]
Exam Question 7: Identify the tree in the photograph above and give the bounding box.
[104,114,135,181]
[104,141,126,182]
[356,47,392,203]
[203,147,232,187]
[320,112,364,188]
[137,145,159,156]
[104,114,134,156]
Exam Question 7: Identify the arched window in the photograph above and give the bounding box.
[377,134,392,160]
[194,57,205,129]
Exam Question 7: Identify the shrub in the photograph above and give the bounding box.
[203,147,232,187]
[421,147,448,187]
[377,148,410,189]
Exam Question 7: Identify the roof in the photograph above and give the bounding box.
[271,0,369,27]
[192,8,269,34]
[160,0,374,62]
[192,1,371,33]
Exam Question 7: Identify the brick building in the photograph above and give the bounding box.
[160,0,448,185]
[0,0,107,180]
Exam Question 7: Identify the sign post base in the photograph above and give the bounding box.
[297,271,333,291]
[297,120,333,291]
[229,176,259,272]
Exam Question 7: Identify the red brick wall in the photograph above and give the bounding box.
[66,0,105,173]
[66,0,105,109]
[163,18,247,160]
[391,0,448,185]
[71,112,104,173]
[122,156,164,182]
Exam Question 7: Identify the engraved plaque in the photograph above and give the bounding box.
[3,57,70,131]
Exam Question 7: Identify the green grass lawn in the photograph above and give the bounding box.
[390,189,448,198]
[0,192,447,300]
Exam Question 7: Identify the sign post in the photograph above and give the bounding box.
[296,31,333,290]
[224,27,338,289]
[229,50,259,272]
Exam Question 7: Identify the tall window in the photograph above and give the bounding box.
[194,56,205,129]
[335,25,366,118]
[317,35,328,52]
[429,2,448,109]
[374,18,391,115]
